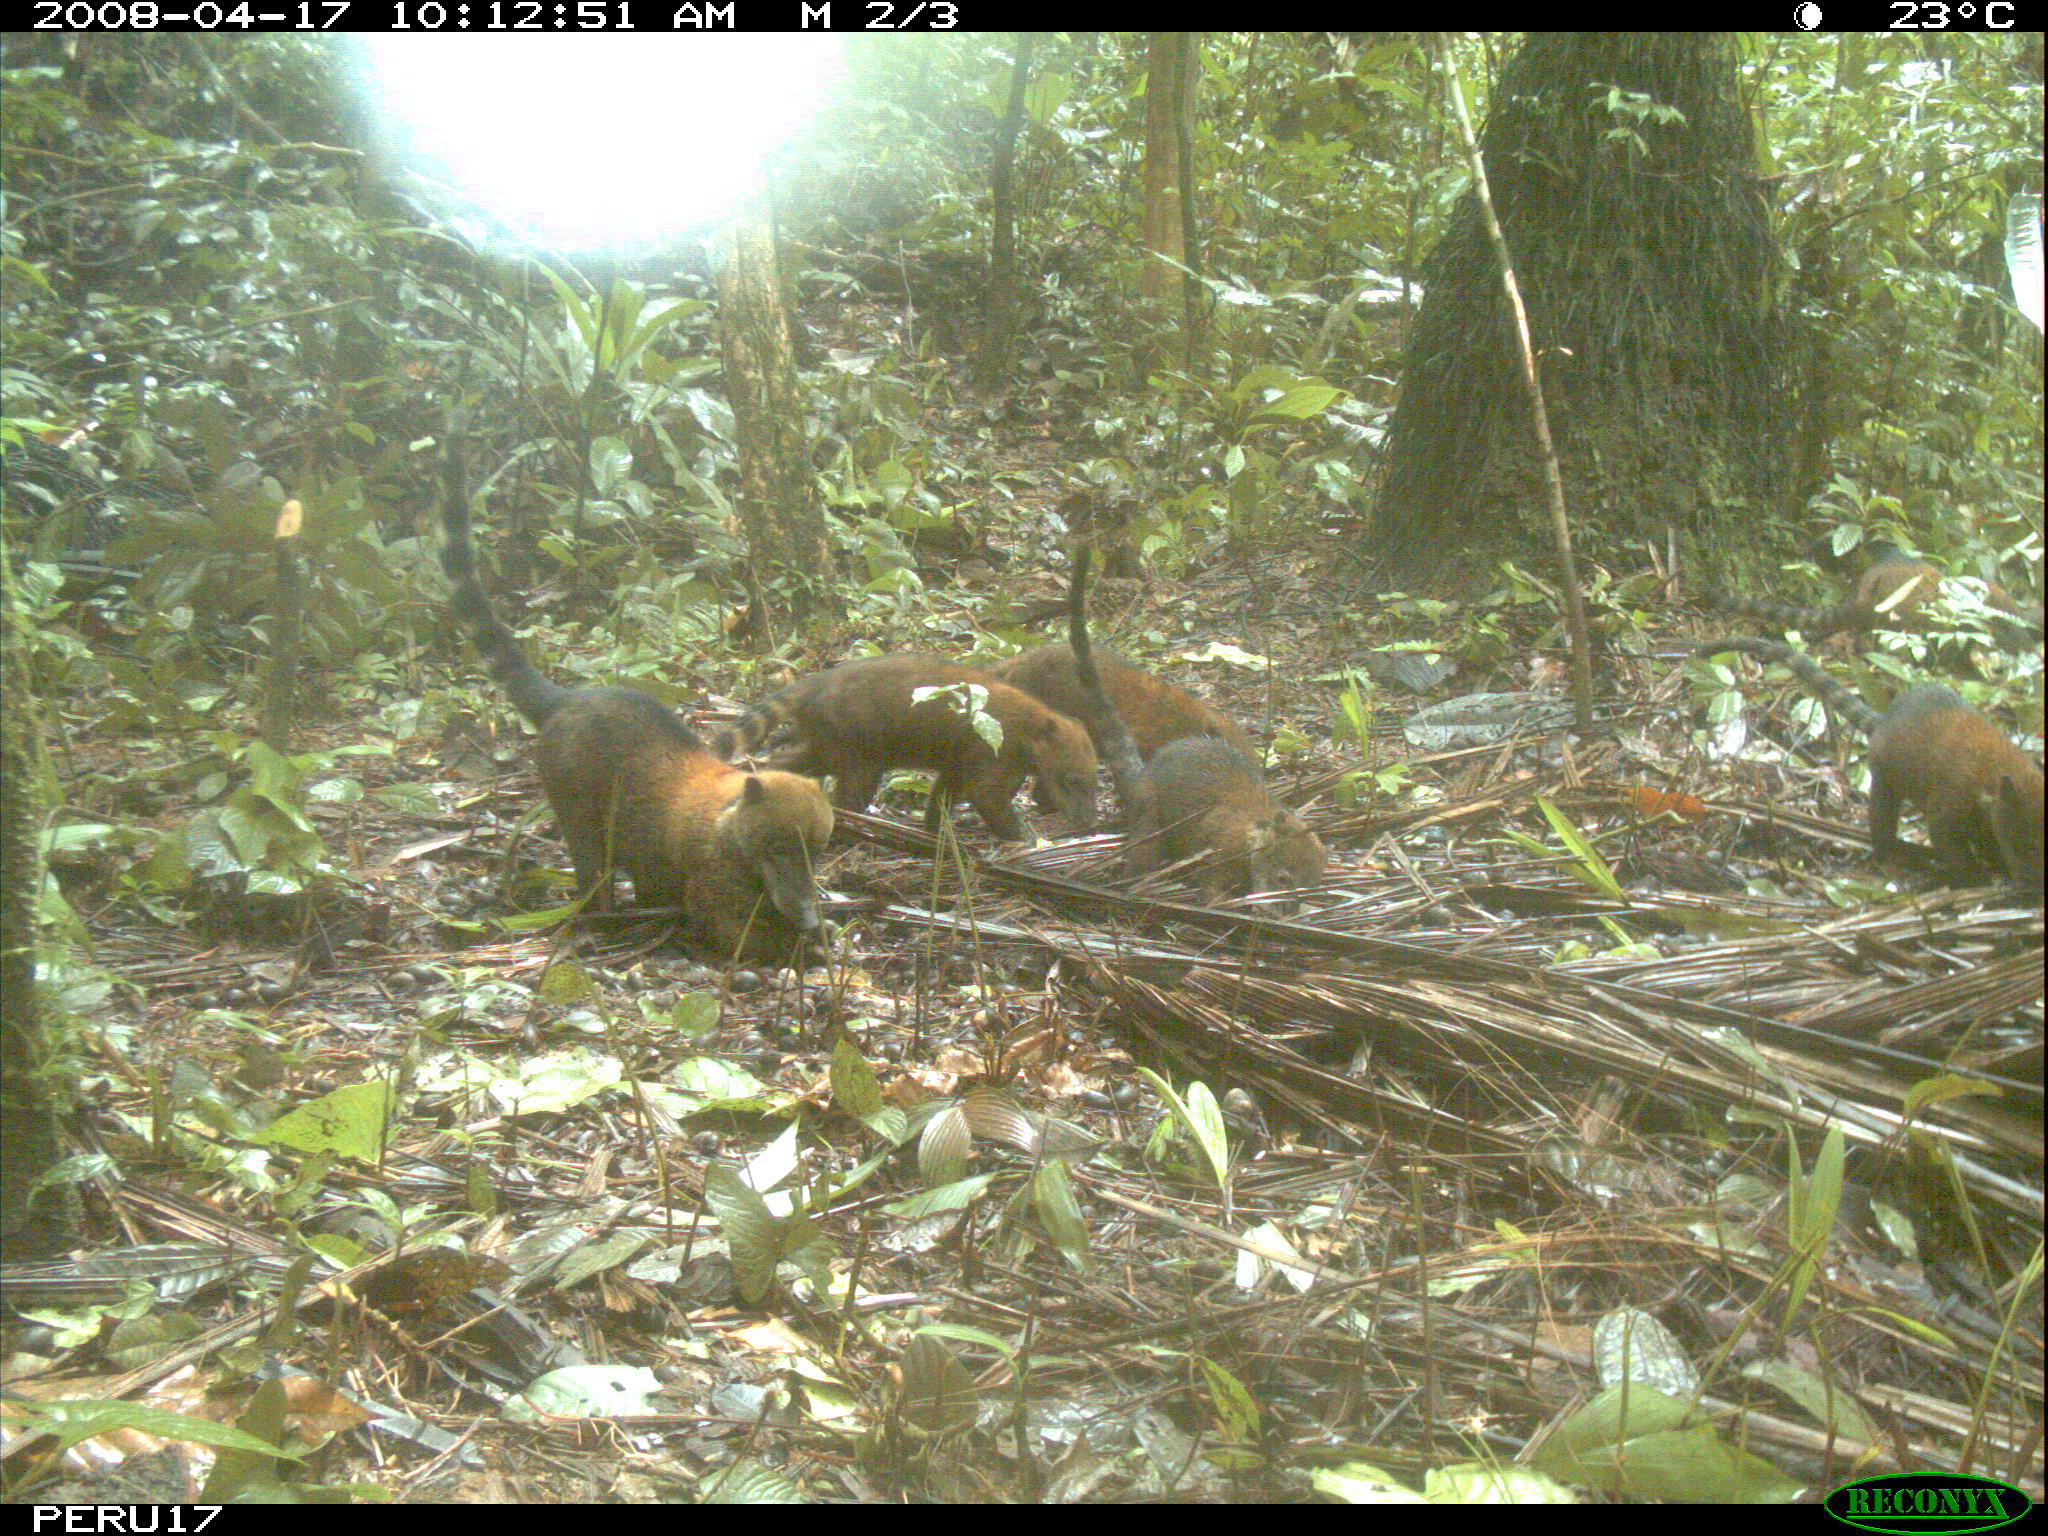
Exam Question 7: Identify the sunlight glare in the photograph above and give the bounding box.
[352,36,834,258]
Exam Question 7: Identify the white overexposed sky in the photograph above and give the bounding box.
[352,35,837,257]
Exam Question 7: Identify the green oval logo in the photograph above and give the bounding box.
[1824,1474,2032,1534]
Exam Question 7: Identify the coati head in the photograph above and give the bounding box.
[722,771,837,938]
[1020,712,1099,833]
[1264,807,1327,889]
[1230,807,1327,894]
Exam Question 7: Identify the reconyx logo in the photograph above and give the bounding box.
[1824,1474,2031,1534]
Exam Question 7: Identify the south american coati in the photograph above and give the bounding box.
[440,437,836,962]
[712,656,1098,840]
[1065,544,1326,895]
[995,641,1258,763]
[1714,541,2041,645]
[1699,636,2045,891]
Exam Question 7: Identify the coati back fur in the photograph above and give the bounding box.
[1065,545,1325,896]
[1715,542,2040,645]
[995,645,1258,763]
[441,436,835,961]
[1700,636,2044,891]
[713,656,1097,840]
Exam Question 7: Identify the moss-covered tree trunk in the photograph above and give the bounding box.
[1372,34,1789,589]
[1,542,78,1256]
[1139,33,1199,348]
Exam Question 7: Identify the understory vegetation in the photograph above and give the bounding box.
[0,32,2040,1506]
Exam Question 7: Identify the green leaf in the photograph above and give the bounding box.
[1252,383,1343,420]
[830,1034,883,1120]
[504,1366,666,1420]
[1134,1067,1229,1190]
[255,1081,394,1164]
[1536,795,1624,901]
[1742,1360,1881,1443]
[1032,1158,1090,1266]
[912,1322,1017,1361]
[536,963,596,1004]
[702,1162,782,1304]
[884,1174,996,1219]
[1180,1080,1232,1190]
[701,1459,806,1504]
[667,1055,774,1109]
[918,1103,972,1187]
[1195,1355,1260,1442]
[668,992,722,1036]
[370,783,441,815]
[12,1400,308,1459]
[1312,1463,1427,1503]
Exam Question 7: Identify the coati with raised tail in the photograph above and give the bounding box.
[997,488,1257,763]
[1699,636,2044,891]
[1065,544,1325,895]
[441,434,836,961]
[1714,541,2041,645]
[712,657,1097,841]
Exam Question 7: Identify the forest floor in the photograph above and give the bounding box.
[13,371,2043,1504]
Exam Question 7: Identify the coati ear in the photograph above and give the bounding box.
[741,775,766,804]
[1245,823,1275,852]
[817,774,837,801]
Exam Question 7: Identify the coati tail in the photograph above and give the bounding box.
[1066,542,1148,814]
[441,428,569,728]
[1708,593,1849,640]
[710,695,788,764]
[1696,636,1885,738]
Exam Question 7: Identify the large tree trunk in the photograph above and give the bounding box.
[1371,34,1789,589]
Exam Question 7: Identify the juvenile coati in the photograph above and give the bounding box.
[1715,542,2041,644]
[1065,544,1326,895]
[441,437,836,961]
[1699,636,2044,891]
[712,656,1098,841]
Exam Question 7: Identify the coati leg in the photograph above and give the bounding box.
[1993,777,2043,891]
[1866,770,1903,866]
[948,766,1028,842]
[558,781,625,911]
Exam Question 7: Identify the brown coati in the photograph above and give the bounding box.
[1064,544,1326,895]
[1130,737,1331,895]
[1699,636,2044,891]
[441,436,835,962]
[1715,542,2040,645]
[712,656,1098,841]
[995,642,1258,763]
